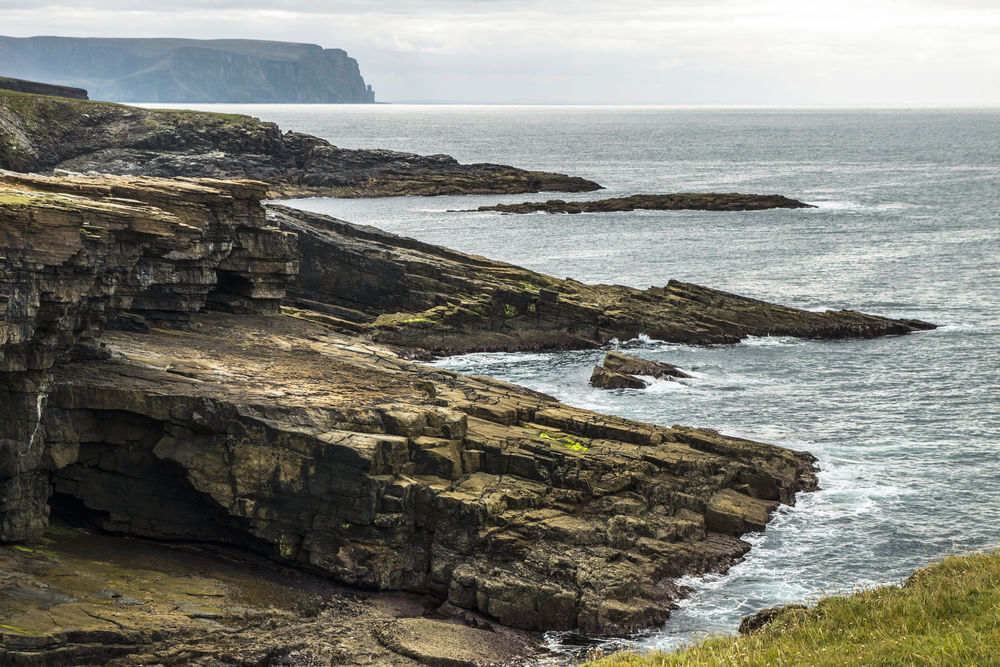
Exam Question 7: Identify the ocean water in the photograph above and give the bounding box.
[151,104,1000,655]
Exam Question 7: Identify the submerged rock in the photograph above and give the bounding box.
[472,193,815,214]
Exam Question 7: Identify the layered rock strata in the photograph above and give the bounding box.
[0,171,297,541]
[272,205,935,358]
[0,90,601,198]
[1,522,538,666]
[471,193,814,214]
[22,311,819,639]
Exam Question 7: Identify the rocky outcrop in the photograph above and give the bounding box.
[0,36,374,103]
[24,312,818,639]
[589,352,691,390]
[0,173,825,651]
[272,205,935,358]
[2,173,951,663]
[0,75,87,100]
[471,193,815,214]
[0,91,602,198]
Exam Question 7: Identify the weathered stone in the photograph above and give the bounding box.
[589,365,648,389]
[602,350,693,380]
[0,172,937,662]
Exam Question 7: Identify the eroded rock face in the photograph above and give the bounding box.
[602,351,692,380]
[0,172,296,542]
[590,352,693,390]
[33,312,817,636]
[271,205,936,358]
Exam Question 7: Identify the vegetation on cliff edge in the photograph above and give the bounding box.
[588,550,1000,666]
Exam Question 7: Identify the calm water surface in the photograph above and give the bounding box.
[152,103,1000,656]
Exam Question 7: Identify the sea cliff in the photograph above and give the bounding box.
[0,36,375,103]
[0,171,936,663]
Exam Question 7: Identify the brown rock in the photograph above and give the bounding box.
[602,350,692,380]
[589,365,647,389]
[738,604,809,634]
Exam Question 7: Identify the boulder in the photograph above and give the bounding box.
[589,365,647,389]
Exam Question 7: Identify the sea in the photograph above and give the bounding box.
[148,103,1000,658]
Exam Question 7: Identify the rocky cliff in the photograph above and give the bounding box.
[0,173,935,663]
[0,89,600,198]
[0,36,374,103]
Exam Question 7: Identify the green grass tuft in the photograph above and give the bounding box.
[587,550,1000,666]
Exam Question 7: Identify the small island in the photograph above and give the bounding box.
[472,193,815,214]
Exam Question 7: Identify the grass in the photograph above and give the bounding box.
[587,550,1000,666]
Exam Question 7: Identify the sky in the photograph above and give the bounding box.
[1,0,999,105]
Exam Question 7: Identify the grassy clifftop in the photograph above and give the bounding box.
[590,550,1000,666]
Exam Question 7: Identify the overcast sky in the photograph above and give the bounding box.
[2,0,999,105]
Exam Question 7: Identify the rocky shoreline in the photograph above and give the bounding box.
[0,162,932,663]
[468,193,814,214]
[0,89,600,198]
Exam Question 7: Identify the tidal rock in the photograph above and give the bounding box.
[0,171,936,656]
[602,351,692,380]
[473,193,815,214]
[589,365,647,389]
[0,91,602,198]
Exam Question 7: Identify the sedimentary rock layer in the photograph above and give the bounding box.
[272,205,936,357]
[0,171,296,542]
[35,311,818,637]
[0,90,601,198]
[472,193,815,214]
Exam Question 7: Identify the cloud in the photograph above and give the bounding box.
[1,0,998,104]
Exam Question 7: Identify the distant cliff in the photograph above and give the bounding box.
[0,36,375,103]
[0,75,88,100]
